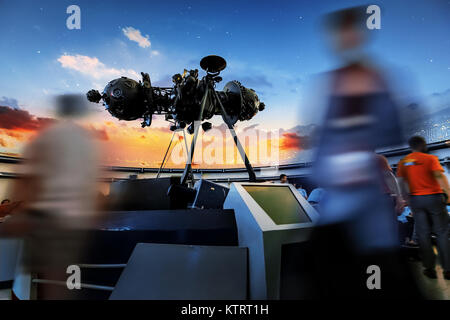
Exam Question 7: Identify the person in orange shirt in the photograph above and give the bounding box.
[397,136,450,280]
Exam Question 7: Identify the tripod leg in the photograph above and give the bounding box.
[180,89,209,185]
[182,129,190,162]
[213,91,257,182]
[226,124,257,182]
[156,131,176,179]
[180,122,200,184]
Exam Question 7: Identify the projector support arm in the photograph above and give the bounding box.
[180,86,209,185]
[213,91,257,182]
[156,131,176,179]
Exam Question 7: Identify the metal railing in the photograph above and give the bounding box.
[31,263,127,293]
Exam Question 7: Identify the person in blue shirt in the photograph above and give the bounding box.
[308,188,325,204]
[296,185,308,199]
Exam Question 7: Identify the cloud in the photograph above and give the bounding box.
[243,124,259,131]
[4,130,24,139]
[122,27,151,48]
[0,97,20,109]
[280,132,310,150]
[57,54,140,80]
[152,74,173,87]
[0,105,55,131]
[0,106,54,149]
[88,126,109,141]
[236,74,273,89]
[0,137,13,148]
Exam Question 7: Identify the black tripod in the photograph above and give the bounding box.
[180,59,256,185]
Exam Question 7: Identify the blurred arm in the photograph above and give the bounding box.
[396,177,410,204]
[10,136,43,205]
[384,170,406,212]
[433,171,450,203]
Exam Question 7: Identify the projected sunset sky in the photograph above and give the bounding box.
[0,0,449,167]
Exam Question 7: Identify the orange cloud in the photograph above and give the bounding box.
[87,126,109,141]
[280,132,309,151]
[4,131,24,139]
[0,105,55,131]
[0,137,12,148]
[0,106,308,168]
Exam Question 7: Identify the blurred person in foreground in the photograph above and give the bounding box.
[397,136,450,280]
[309,6,421,298]
[6,94,101,299]
[0,198,22,222]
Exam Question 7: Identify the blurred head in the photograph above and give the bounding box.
[1,199,10,205]
[54,94,89,118]
[323,6,369,62]
[280,174,288,184]
[408,136,427,153]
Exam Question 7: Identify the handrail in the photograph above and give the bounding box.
[78,264,126,268]
[0,140,448,173]
[31,279,114,291]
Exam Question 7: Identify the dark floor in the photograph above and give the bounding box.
[0,260,448,300]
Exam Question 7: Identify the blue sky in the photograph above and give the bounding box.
[0,0,449,131]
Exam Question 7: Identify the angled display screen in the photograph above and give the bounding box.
[242,185,311,225]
